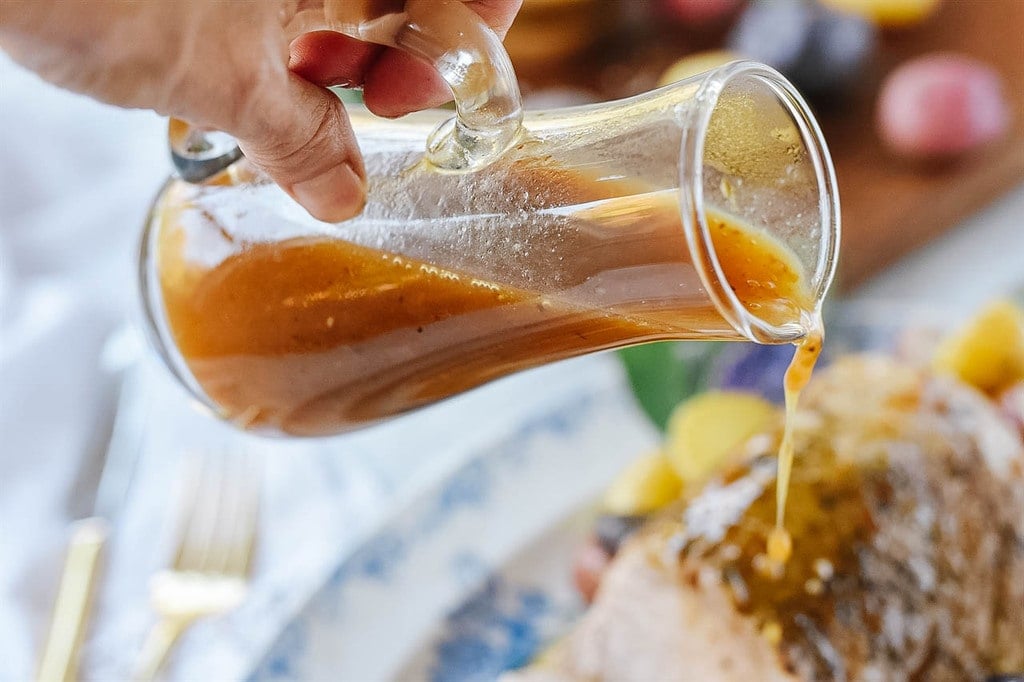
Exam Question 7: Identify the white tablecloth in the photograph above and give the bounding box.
[1,53,1022,680]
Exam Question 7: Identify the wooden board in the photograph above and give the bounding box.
[823,0,1024,288]
[510,0,1024,289]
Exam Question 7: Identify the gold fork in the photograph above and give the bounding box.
[133,450,260,681]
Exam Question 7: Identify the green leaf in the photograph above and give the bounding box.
[617,341,724,432]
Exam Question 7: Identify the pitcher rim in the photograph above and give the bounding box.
[679,60,841,345]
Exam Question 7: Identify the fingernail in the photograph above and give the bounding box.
[292,162,366,223]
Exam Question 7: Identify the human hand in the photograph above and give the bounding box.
[0,0,522,222]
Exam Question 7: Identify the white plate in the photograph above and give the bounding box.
[248,366,660,681]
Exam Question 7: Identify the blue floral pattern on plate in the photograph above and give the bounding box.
[428,577,551,682]
[248,366,658,682]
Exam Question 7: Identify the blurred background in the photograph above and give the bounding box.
[502,0,1023,287]
[1,0,1021,679]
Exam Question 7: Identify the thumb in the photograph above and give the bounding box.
[233,76,366,223]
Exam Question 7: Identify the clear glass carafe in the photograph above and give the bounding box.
[140,7,838,437]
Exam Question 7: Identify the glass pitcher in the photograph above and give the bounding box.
[140,2,839,437]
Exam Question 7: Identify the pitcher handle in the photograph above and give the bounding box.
[170,0,524,182]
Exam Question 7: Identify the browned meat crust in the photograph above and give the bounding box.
[507,356,1024,681]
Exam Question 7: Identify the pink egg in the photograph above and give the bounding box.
[877,54,1011,159]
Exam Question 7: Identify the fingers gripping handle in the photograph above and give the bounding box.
[170,0,524,183]
[394,0,524,170]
